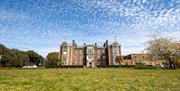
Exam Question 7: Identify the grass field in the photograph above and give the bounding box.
[0,68,180,91]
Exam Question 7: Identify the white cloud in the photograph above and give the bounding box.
[0,10,30,20]
[1,0,179,56]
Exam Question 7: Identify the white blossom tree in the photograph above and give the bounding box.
[146,36,180,69]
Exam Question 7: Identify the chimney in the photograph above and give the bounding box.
[95,43,97,46]
[72,40,77,47]
[106,40,108,45]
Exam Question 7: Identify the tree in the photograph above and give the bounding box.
[0,43,11,67]
[26,50,44,66]
[115,56,123,65]
[0,43,43,67]
[12,50,29,67]
[146,36,179,69]
[45,52,61,68]
[9,49,28,67]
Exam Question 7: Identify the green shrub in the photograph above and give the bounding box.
[134,61,157,69]
[45,59,60,68]
[59,65,84,68]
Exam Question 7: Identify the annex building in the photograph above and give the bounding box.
[59,40,121,68]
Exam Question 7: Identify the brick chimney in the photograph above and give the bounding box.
[105,40,108,47]
[72,40,77,47]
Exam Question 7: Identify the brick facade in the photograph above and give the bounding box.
[59,40,121,68]
[123,54,165,65]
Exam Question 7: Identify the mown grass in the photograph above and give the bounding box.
[0,68,179,91]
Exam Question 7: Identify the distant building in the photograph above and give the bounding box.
[59,40,121,68]
[123,54,165,66]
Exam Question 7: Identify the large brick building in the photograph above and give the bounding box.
[59,40,121,67]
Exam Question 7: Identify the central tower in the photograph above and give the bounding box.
[86,46,94,68]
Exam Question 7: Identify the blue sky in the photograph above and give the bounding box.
[0,0,180,57]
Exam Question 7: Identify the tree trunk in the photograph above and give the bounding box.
[172,61,176,69]
[1,60,6,67]
[169,60,176,69]
[169,60,173,69]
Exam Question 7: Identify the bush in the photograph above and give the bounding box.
[97,65,120,68]
[175,58,180,66]
[134,61,157,69]
[59,65,84,68]
[96,65,135,68]
[45,59,60,68]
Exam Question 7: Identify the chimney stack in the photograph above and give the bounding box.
[72,40,77,47]
[95,43,97,46]
[106,40,108,45]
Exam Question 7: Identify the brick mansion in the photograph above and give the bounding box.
[59,40,121,68]
[58,40,164,68]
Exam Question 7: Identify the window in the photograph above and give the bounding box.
[63,54,67,59]
[98,56,101,59]
[114,51,117,55]
[75,61,78,65]
[134,56,136,59]
[64,61,67,65]
[80,56,83,60]
[75,51,78,54]
[87,47,93,54]
[113,48,118,55]
[142,56,145,59]
[80,50,83,54]
[102,56,106,60]
[63,52,67,54]
[101,61,106,65]
[87,49,92,54]
[87,55,94,60]
[75,56,77,60]
[79,61,83,65]
[98,50,101,54]
[63,56,66,60]
[63,48,67,52]
[63,54,67,57]
[73,56,76,60]
[102,50,105,54]
[88,55,93,59]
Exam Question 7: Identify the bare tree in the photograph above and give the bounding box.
[146,36,180,69]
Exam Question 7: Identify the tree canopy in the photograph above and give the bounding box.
[45,52,62,68]
[0,43,44,67]
[146,37,180,69]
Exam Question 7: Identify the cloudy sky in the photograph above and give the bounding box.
[0,0,180,57]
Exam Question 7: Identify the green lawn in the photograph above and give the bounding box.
[0,68,179,91]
